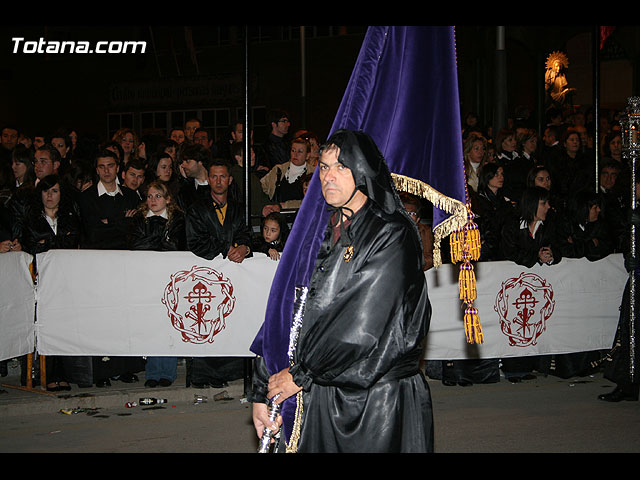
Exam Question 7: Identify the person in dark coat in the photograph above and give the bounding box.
[185,158,252,388]
[21,174,81,391]
[77,149,140,250]
[77,149,145,387]
[500,186,563,268]
[499,186,563,382]
[470,163,517,261]
[561,190,613,262]
[176,143,211,213]
[129,180,186,387]
[261,109,291,170]
[252,211,289,261]
[599,180,640,402]
[251,130,433,453]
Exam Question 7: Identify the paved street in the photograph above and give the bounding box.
[1,359,639,453]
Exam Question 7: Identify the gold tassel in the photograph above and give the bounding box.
[391,173,484,344]
[464,306,484,344]
[453,203,484,344]
[458,260,477,303]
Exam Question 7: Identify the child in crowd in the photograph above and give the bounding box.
[252,211,289,261]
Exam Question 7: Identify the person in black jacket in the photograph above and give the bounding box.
[252,211,289,261]
[500,186,563,268]
[77,149,144,387]
[185,158,252,262]
[185,157,252,388]
[499,186,563,382]
[77,149,140,250]
[130,180,186,387]
[22,174,81,391]
[22,174,80,255]
[561,190,613,261]
[470,163,517,261]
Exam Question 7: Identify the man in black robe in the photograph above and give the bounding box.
[251,130,433,453]
[599,190,640,402]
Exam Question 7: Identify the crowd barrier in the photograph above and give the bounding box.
[0,250,628,362]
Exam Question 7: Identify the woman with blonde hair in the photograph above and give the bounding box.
[129,180,186,387]
[462,132,488,192]
[112,128,139,167]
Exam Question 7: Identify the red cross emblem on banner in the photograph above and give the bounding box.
[494,272,555,347]
[162,265,236,344]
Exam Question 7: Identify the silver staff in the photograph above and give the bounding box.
[622,97,639,382]
[257,286,309,453]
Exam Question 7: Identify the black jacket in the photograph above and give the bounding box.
[129,210,187,252]
[185,197,252,260]
[470,187,516,261]
[176,176,210,213]
[77,184,140,249]
[500,217,563,268]
[21,207,81,255]
[559,218,613,261]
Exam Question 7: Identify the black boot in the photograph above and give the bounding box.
[598,384,639,402]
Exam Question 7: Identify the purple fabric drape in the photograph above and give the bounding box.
[250,25,466,445]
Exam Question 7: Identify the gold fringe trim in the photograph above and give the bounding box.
[391,173,468,268]
[392,173,484,344]
[285,390,304,453]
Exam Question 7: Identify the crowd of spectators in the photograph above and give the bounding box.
[0,109,316,390]
[438,106,635,386]
[0,104,632,391]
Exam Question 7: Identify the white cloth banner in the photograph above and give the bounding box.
[35,250,278,357]
[423,254,628,360]
[3,250,629,361]
[0,251,35,362]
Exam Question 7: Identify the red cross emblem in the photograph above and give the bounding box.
[162,265,236,344]
[494,272,555,347]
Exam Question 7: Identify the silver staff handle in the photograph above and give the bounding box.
[257,393,281,453]
[257,285,309,453]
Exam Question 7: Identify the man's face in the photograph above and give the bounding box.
[180,158,202,178]
[272,117,290,137]
[231,123,243,143]
[319,147,356,208]
[34,150,57,179]
[123,167,145,191]
[193,130,211,148]
[185,120,200,141]
[1,128,18,150]
[96,156,119,184]
[600,167,619,190]
[170,129,185,144]
[208,165,232,197]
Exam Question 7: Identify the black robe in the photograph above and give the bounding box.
[282,200,433,452]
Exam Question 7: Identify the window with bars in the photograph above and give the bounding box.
[109,105,266,143]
